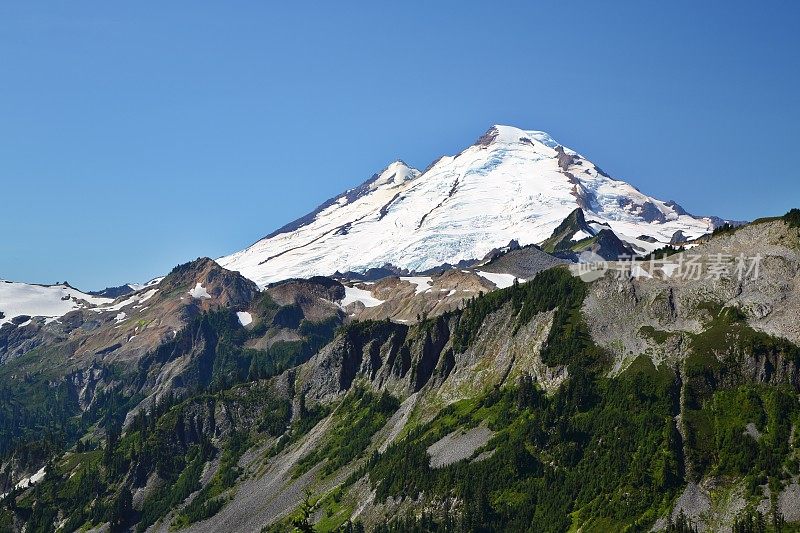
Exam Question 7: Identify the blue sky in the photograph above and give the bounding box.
[1,1,798,289]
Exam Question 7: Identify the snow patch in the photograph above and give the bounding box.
[15,466,46,490]
[400,276,433,295]
[188,283,212,299]
[572,230,593,241]
[341,286,384,308]
[237,311,253,326]
[128,277,163,291]
[477,271,522,289]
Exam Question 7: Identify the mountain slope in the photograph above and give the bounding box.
[219,125,723,286]
[1,214,799,532]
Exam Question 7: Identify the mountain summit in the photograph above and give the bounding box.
[219,125,723,286]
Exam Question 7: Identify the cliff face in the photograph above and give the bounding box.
[582,218,800,372]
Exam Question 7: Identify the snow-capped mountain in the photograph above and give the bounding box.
[219,125,724,287]
[0,280,112,326]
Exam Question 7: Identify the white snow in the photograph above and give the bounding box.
[340,286,384,308]
[401,276,433,294]
[236,311,253,326]
[14,466,46,491]
[218,125,718,287]
[128,277,163,291]
[572,230,593,241]
[114,312,127,323]
[588,222,610,233]
[93,287,159,313]
[187,283,212,299]
[0,281,112,326]
[477,271,522,289]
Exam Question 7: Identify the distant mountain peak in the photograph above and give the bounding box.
[476,125,560,149]
[366,160,419,190]
[219,125,729,287]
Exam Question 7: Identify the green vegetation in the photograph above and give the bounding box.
[249,316,340,381]
[681,304,800,480]
[712,223,737,236]
[539,208,592,255]
[452,267,591,365]
[363,357,680,532]
[0,286,341,472]
[638,244,685,261]
[294,386,399,477]
[6,381,296,532]
[172,431,251,528]
[137,445,206,532]
[640,325,674,344]
[784,208,800,228]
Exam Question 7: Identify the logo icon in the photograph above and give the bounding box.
[572,251,608,282]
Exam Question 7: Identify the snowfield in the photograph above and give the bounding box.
[219,125,722,287]
[0,280,112,325]
[401,276,433,294]
[340,286,384,308]
[477,271,523,289]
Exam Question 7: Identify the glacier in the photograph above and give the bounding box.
[219,125,721,287]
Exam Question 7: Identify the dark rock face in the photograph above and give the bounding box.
[474,126,499,147]
[481,240,522,263]
[417,259,479,276]
[410,318,452,392]
[10,315,31,325]
[664,200,690,216]
[560,170,597,212]
[0,321,36,363]
[593,164,612,178]
[299,315,460,403]
[269,276,344,302]
[670,231,688,244]
[555,145,575,171]
[589,229,636,260]
[543,208,635,262]
[89,284,135,299]
[266,276,345,324]
[616,198,667,223]
[0,309,97,363]
[334,265,408,282]
[480,245,568,279]
[638,201,668,223]
[541,208,597,254]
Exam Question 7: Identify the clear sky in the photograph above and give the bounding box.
[1,1,798,289]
